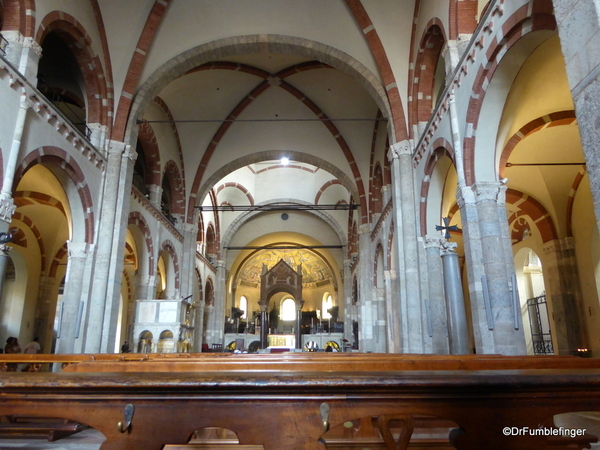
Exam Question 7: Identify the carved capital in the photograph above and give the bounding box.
[440,240,458,256]
[424,236,444,249]
[295,300,305,311]
[456,185,474,209]
[473,182,503,204]
[122,144,137,162]
[22,37,43,57]
[358,223,371,235]
[0,243,12,256]
[387,140,412,161]
[67,241,89,259]
[0,196,16,223]
[107,140,127,156]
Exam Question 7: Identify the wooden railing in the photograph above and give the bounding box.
[0,353,599,449]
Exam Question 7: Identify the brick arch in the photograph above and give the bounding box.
[184,61,368,225]
[11,211,45,270]
[370,163,384,216]
[13,190,66,217]
[205,278,214,306]
[160,239,180,290]
[419,139,455,237]
[195,268,204,302]
[14,147,95,244]
[566,167,587,237]
[449,0,478,39]
[506,188,558,244]
[122,270,132,303]
[153,96,186,195]
[137,121,162,186]
[314,180,343,205]
[344,0,408,143]
[463,0,556,185]
[128,212,155,276]
[499,110,577,178]
[205,223,217,256]
[163,160,185,217]
[49,242,68,278]
[216,182,254,206]
[410,20,447,135]
[35,11,109,129]
[1,0,35,37]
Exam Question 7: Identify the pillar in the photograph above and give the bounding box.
[34,275,56,353]
[259,303,268,349]
[552,0,600,233]
[384,270,400,353]
[441,241,470,354]
[388,141,423,352]
[56,242,89,354]
[194,300,205,351]
[342,259,353,346]
[210,260,227,346]
[424,237,450,354]
[542,238,587,354]
[357,223,375,351]
[295,300,304,349]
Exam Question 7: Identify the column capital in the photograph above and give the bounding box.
[122,144,137,162]
[440,240,458,256]
[424,236,444,249]
[22,37,43,57]
[107,140,127,156]
[183,222,199,234]
[456,184,475,209]
[387,140,412,161]
[0,243,12,256]
[67,241,89,259]
[473,182,504,204]
[0,195,16,224]
[358,223,372,235]
[295,300,305,311]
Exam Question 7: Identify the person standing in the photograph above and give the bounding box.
[24,337,41,354]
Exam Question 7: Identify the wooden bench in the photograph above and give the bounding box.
[0,416,87,441]
[0,353,599,449]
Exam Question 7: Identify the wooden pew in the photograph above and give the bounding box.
[0,353,599,449]
[0,416,87,441]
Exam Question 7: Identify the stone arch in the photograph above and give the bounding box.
[410,20,447,134]
[162,160,185,217]
[463,0,556,185]
[370,162,384,217]
[419,140,456,237]
[14,147,95,244]
[216,182,255,206]
[314,180,344,205]
[192,150,360,223]
[35,11,108,129]
[128,212,155,277]
[160,239,180,291]
[125,34,391,145]
[137,121,162,186]
[506,188,558,244]
[205,278,214,306]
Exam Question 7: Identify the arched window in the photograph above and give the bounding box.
[281,298,296,321]
[322,294,333,320]
[239,296,247,319]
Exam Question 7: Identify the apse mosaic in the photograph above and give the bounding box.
[237,248,333,289]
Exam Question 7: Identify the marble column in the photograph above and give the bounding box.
[552,0,600,233]
[34,275,56,353]
[357,223,375,351]
[542,238,587,354]
[56,242,89,354]
[259,303,268,349]
[424,237,450,354]
[1,95,31,208]
[441,241,470,354]
[295,300,304,349]
[101,143,137,353]
[211,260,227,347]
[388,141,423,352]
[384,270,400,353]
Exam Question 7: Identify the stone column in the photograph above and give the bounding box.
[1,95,31,209]
[424,237,449,354]
[542,238,587,354]
[34,275,56,353]
[441,241,470,354]
[552,0,600,233]
[342,259,353,346]
[0,245,12,313]
[473,182,525,355]
[373,285,387,353]
[101,144,137,353]
[203,304,215,346]
[210,260,227,347]
[180,222,199,302]
[295,300,304,349]
[259,303,268,349]
[18,37,42,83]
[2,31,24,68]
[56,242,89,354]
[194,300,205,351]
[85,141,131,353]
[384,270,400,353]
[388,141,423,352]
[357,223,374,351]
